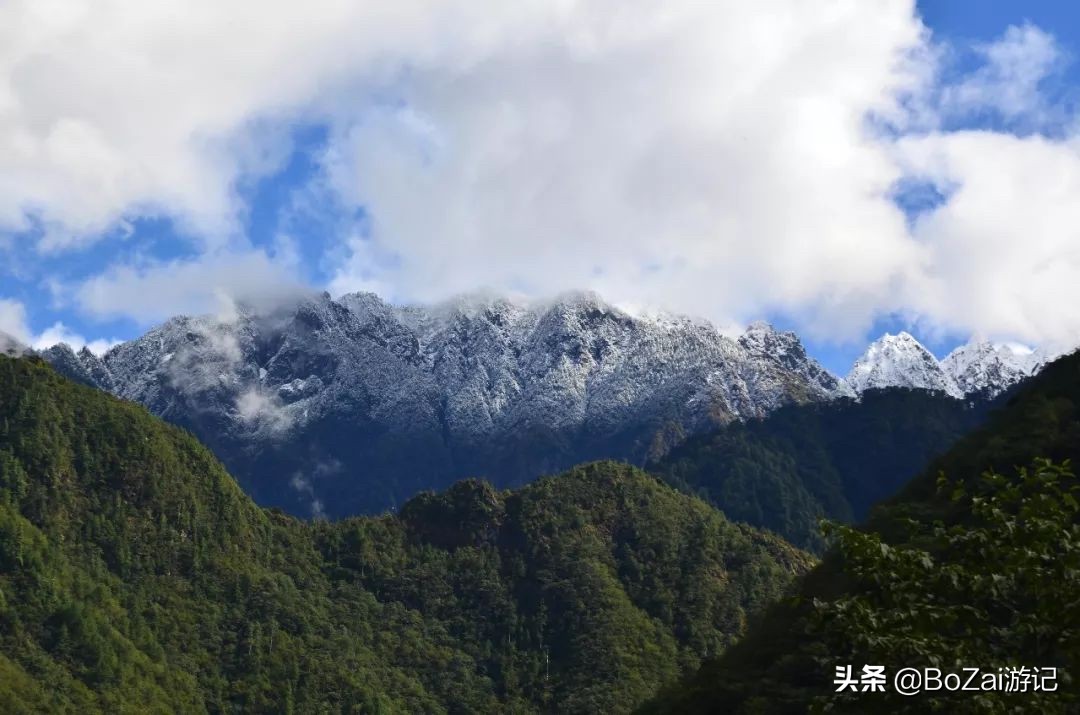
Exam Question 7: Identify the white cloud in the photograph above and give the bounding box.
[941,24,1065,127]
[235,388,294,433]
[325,1,929,340]
[157,316,245,395]
[895,130,1080,349]
[2,2,1080,350]
[31,322,121,355]
[289,463,336,519]
[0,297,120,354]
[0,0,605,248]
[319,13,1080,347]
[72,250,306,324]
[0,0,928,340]
[0,298,31,343]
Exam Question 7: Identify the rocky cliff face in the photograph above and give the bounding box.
[42,291,847,517]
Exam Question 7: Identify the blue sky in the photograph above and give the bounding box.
[805,0,1080,372]
[801,0,1080,374]
[921,0,1080,52]
[2,1,1080,376]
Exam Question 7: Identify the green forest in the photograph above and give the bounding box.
[0,355,811,714]
[642,350,1080,713]
[3,349,1078,713]
[649,388,992,551]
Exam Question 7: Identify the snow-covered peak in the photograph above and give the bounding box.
[941,340,1041,398]
[739,321,791,354]
[847,332,963,398]
[744,320,775,333]
[338,291,394,317]
[427,291,526,318]
[36,289,852,514]
[544,289,607,310]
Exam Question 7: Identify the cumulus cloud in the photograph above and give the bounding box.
[896,130,1080,350]
[318,13,1080,347]
[0,0,575,247]
[2,1,1080,349]
[324,1,928,340]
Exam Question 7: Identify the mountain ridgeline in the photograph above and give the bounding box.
[39,291,850,519]
[0,355,811,713]
[846,330,1048,399]
[36,291,1041,523]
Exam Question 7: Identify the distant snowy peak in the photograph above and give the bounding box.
[846,332,1059,400]
[941,341,1041,398]
[846,332,963,398]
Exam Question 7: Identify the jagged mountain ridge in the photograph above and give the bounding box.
[847,331,1049,399]
[40,291,849,518]
[37,292,1053,518]
[941,340,1047,397]
[847,331,964,398]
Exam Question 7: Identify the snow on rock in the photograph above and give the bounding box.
[846,332,963,398]
[739,321,855,401]
[845,332,1064,400]
[941,341,1045,398]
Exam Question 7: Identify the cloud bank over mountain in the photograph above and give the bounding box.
[1,1,1079,351]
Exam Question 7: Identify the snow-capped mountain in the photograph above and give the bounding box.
[941,341,1044,398]
[34,289,1061,518]
[846,332,1054,399]
[846,332,964,398]
[41,290,849,518]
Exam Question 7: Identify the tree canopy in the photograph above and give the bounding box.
[640,350,1080,713]
[0,355,812,713]
[650,388,991,550]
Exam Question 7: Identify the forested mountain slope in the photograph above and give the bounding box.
[649,388,994,550]
[0,355,811,714]
[641,350,1080,714]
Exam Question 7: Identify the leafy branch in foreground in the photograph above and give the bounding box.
[812,458,1079,713]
